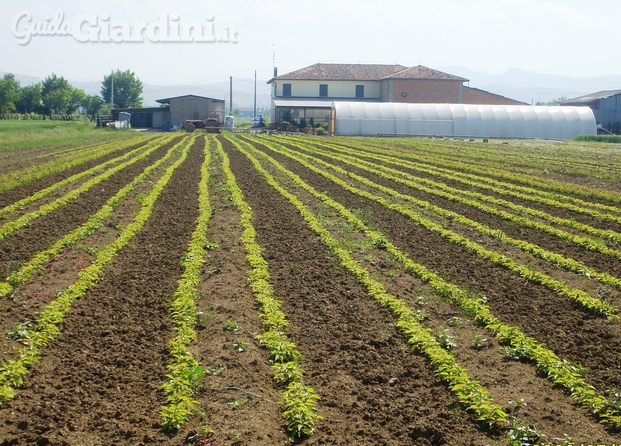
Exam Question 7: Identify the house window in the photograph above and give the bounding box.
[283,83,291,97]
[319,84,328,97]
[355,85,364,98]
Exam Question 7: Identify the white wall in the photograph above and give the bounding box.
[275,80,380,99]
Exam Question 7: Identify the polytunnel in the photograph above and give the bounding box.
[330,102,596,139]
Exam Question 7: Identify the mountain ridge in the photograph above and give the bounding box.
[3,67,620,107]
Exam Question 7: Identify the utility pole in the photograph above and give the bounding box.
[229,76,233,115]
[110,71,114,110]
[253,70,257,118]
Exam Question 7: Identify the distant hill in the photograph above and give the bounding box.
[0,71,272,110]
[4,67,620,108]
[439,66,621,104]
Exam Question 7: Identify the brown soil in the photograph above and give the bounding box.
[0,134,619,445]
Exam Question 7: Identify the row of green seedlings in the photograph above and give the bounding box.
[354,136,621,206]
[305,138,621,246]
[256,137,618,319]
[315,137,621,221]
[0,134,179,242]
[161,136,215,431]
[0,135,197,405]
[0,132,160,194]
[228,135,537,440]
[288,139,621,290]
[0,136,190,298]
[0,133,178,220]
[215,136,321,440]
[237,135,621,432]
[405,137,621,186]
[31,132,140,160]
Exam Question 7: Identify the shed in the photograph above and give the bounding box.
[330,102,596,139]
[561,90,621,134]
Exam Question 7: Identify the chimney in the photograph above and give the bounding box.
[273,67,278,78]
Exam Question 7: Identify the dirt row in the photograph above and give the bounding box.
[220,137,500,444]
[0,136,201,445]
[286,140,621,289]
[230,136,621,443]
[0,133,619,444]
[0,136,167,209]
[244,137,621,400]
[0,136,183,280]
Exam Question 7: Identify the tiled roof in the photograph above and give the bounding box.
[269,63,468,82]
[383,65,468,81]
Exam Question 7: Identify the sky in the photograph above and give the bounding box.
[1,0,620,90]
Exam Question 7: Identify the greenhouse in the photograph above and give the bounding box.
[330,102,596,139]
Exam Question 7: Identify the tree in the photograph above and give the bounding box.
[535,96,568,106]
[81,94,107,120]
[68,87,86,114]
[41,74,74,114]
[101,69,143,109]
[16,83,42,114]
[0,73,21,115]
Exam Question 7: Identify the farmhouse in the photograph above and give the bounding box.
[267,63,524,125]
[112,94,225,129]
[561,90,621,134]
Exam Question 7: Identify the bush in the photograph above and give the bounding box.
[280,121,290,131]
[574,134,621,143]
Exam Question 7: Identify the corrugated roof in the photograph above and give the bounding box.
[155,94,225,104]
[268,63,467,83]
[561,90,621,104]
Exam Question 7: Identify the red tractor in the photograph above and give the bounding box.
[185,110,222,133]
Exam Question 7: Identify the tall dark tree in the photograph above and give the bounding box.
[16,83,42,114]
[0,73,21,115]
[101,69,143,109]
[67,87,86,114]
[41,74,74,114]
[81,94,107,120]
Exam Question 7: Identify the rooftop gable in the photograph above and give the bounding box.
[155,94,225,104]
[383,65,468,82]
[269,63,468,83]
[269,63,407,82]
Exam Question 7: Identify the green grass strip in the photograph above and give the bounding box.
[0,135,196,406]
[217,135,320,440]
[286,139,621,288]
[0,136,188,298]
[227,134,519,433]
[239,135,621,431]
[0,135,175,241]
[160,136,213,431]
[0,134,176,219]
[0,132,158,194]
[258,137,617,319]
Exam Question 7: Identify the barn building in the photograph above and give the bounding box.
[329,102,596,139]
[267,63,524,126]
[561,90,621,134]
[112,94,225,129]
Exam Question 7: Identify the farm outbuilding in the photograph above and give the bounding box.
[330,102,596,139]
[112,94,225,130]
[561,90,621,134]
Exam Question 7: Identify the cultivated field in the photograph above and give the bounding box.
[0,127,620,445]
